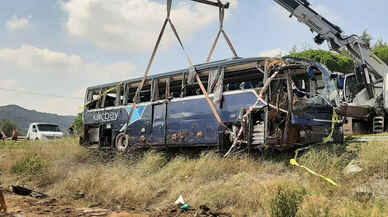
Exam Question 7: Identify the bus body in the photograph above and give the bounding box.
[81,57,343,152]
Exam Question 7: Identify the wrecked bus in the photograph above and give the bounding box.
[80,57,343,153]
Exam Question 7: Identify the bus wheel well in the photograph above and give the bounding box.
[115,133,130,153]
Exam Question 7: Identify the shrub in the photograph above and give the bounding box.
[270,184,306,217]
[11,154,47,175]
[0,119,18,137]
[373,45,388,65]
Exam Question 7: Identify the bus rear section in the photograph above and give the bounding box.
[80,57,343,152]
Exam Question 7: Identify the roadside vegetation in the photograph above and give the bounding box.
[1,138,388,217]
[289,32,388,75]
[0,119,18,137]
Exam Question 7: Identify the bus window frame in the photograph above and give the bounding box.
[115,85,121,106]
[165,77,171,99]
[151,79,159,102]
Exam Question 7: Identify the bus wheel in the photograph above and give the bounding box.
[115,133,130,153]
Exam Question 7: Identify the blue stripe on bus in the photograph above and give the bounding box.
[127,106,145,125]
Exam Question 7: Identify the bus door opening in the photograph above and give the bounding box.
[151,78,168,145]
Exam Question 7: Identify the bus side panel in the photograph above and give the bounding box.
[166,91,259,146]
[167,99,219,145]
[151,103,167,145]
[83,108,128,146]
[125,105,153,145]
[220,91,261,122]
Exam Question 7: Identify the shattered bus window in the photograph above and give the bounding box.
[80,57,343,153]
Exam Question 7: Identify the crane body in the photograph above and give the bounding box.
[274,0,388,134]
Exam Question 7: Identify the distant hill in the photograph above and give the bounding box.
[0,105,75,135]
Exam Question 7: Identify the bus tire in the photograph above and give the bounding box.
[115,133,130,153]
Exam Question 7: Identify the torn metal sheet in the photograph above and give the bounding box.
[225,57,343,156]
[81,57,343,154]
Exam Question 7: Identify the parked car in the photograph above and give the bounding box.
[26,123,64,141]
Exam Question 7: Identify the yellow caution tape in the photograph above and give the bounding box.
[290,108,341,186]
[104,86,118,94]
[290,147,338,187]
[79,83,124,111]
[322,109,340,144]
[104,82,124,94]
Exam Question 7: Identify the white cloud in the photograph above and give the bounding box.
[0,80,19,89]
[0,45,137,115]
[0,80,82,116]
[0,44,136,82]
[62,0,238,53]
[259,48,286,58]
[6,16,29,31]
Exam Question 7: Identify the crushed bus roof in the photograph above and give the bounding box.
[87,57,268,91]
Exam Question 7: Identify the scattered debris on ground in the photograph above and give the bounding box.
[150,205,232,217]
[11,186,47,199]
[0,191,233,217]
[343,160,363,175]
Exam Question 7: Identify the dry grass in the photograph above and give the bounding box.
[1,139,388,216]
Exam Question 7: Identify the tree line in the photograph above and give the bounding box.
[0,119,17,137]
[289,31,388,74]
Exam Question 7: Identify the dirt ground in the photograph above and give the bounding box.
[0,191,231,217]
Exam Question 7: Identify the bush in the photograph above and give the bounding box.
[289,49,354,73]
[373,46,388,65]
[72,113,83,136]
[270,184,306,217]
[11,154,47,175]
[0,119,17,137]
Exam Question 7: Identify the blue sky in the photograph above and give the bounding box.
[0,0,387,115]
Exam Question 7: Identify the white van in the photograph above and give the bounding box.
[26,123,64,141]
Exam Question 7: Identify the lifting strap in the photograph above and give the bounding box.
[125,0,229,131]
[124,0,172,131]
[207,1,238,62]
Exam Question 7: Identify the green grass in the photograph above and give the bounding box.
[270,184,306,217]
[1,138,388,216]
[11,154,48,175]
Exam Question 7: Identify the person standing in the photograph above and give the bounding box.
[0,131,6,142]
[68,125,74,136]
[12,129,18,141]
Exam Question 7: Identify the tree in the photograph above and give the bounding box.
[373,45,388,65]
[289,49,354,73]
[360,30,373,49]
[72,113,84,136]
[0,119,17,137]
[374,39,387,49]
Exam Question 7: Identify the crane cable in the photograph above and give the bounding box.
[124,0,231,132]
[207,0,238,62]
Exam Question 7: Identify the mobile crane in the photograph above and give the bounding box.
[190,0,388,134]
[273,0,388,134]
